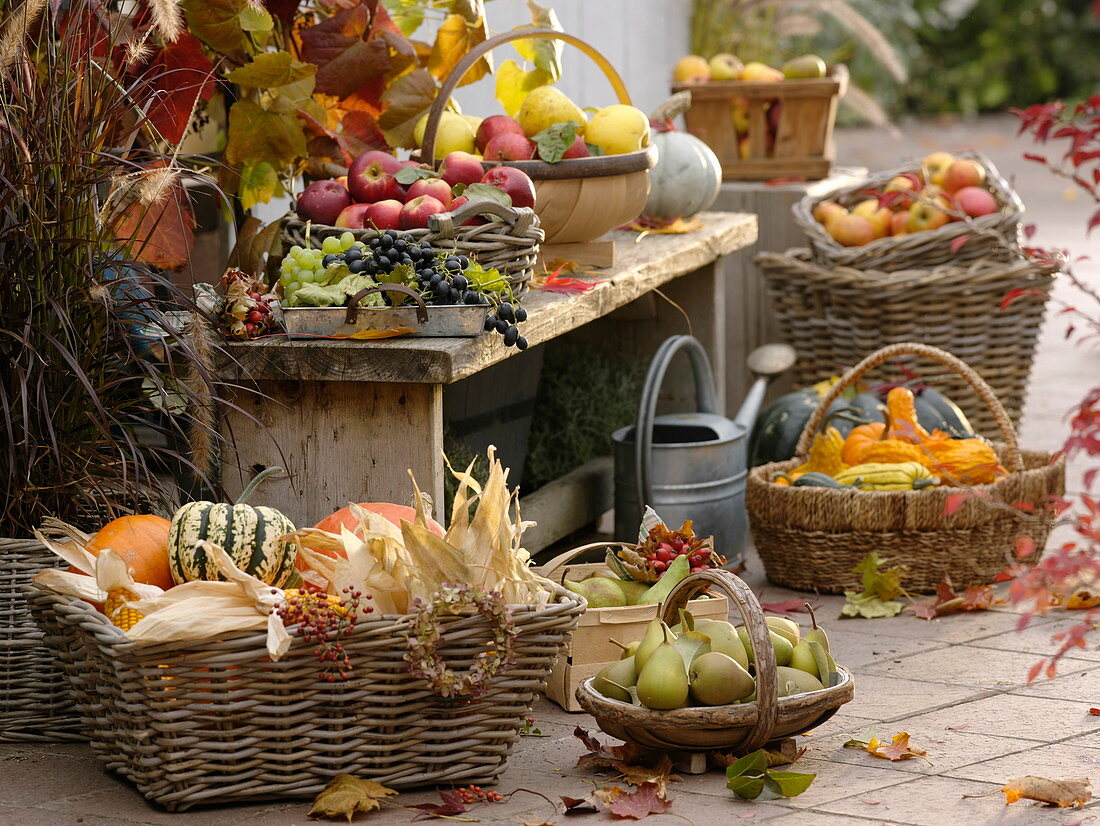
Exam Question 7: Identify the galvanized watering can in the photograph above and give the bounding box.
[612,336,795,564]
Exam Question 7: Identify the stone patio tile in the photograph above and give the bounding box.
[858,644,1095,690]
[725,756,912,810]
[763,811,914,825]
[833,609,1050,645]
[0,747,120,807]
[830,631,949,670]
[42,786,280,825]
[944,740,1100,783]
[890,694,1100,743]
[816,774,1077,826]
[839,673,994,721]
[968,617,1100,662]
[791,710,880,741]
[1009,664,1100,701]
[0,805,153,825]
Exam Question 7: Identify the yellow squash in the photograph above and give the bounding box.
[835,461,938,491]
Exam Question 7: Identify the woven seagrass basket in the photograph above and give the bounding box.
[755,249,1060,434]
[747,343,1065,594]
[26,581,583,811]
[791,150,1023,271]
[0,538,84,741]
[283,199,542,298]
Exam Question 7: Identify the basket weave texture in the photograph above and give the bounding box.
[283,201,542,299]
[0,539,84,742]
[747,343,1066,595]
[791,150,1023,271]
[755,249,1059,434]
[26,582,583,811]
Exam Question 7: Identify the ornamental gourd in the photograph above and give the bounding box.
[84,515,174,590]
[167,467,296,586]
[643,126,721,220]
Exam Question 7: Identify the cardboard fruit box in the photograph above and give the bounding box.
[537,546,730,712]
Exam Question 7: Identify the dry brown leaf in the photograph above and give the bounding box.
[523,821,557,826]
[709,738,806,770]
[1001,776,1092,808]
[307,774,397,821]
[844,730,929,763]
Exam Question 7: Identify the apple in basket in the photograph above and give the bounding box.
[405,177,453,208]
[335,203,372,230]
[440,151,485,187]
[399,195,448,229]
[297,180,352,226]
[483,133,536,162]
[481,166,536,210]
[953,186,998,218]
[367,199,403,230]
[475,115,526,153]
[348,150,404,203]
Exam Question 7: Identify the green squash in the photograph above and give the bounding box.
[167,467,297,586]
[792,472,849,488]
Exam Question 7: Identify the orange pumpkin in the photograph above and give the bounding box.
[842,422,885,466]
[83,515,174,590]
[300,503,445,570]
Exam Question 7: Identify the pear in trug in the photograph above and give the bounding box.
[610,638,639,660]
[776,665,825,697]
[594,655,637,702]
[808,639,838,688]
[803,604,830,653]
[634,618,669,672]
[689,651,755,705]
[738,627,794,666]
[765,616,801,647]
[788,640,819,680]
[637,553,690,604]
[694,619,749,670]
[636,626,690,710]
[618,581,650,605]
[579,577,627,608]
[672,630,712,668]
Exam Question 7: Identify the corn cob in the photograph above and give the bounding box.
[104,587,145,631]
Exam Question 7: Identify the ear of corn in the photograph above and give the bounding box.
[104,587,145,631]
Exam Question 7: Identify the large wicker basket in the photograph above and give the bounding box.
[0,538,84,742]
[26,581,584,811]
[747,343,1065,594]
[791,151,1024,271]
[575,568,853,754]
[755,249,1059,434]
[283,199,541,299]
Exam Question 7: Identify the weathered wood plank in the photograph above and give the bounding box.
[218,212,757,385]
[520,456,613,553]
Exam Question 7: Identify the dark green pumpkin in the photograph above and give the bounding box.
[792,472,849,488]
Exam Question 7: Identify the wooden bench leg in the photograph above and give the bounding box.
[220,380,444,527]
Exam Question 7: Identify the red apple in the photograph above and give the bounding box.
[890,211,909,236]
[335,203,373,229]
[367,199,403,230]
[484,133,536,161]
[562,134,589,159]
[297,180,352,226]
[348,150,404,203]
[447,194,482,226]
[480,166,536,210]
[440,151,485,187]
[942,159,986,194]
[475,115,526,153]
[405,177,453,207]
[399,195,447,229]
[953,186,997,218]
[826,213,874,246]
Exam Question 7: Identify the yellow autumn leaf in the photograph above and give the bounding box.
[428,13,491,86]
[307,774,398,821]
[1001,776,1091,808]
[494,58,552,118]
[347,326,416,340]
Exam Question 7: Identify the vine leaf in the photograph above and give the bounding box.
[513,0,563,80]
[298,2,403,99]
[224,98,308,173]
[226,51,315,89]
[181,0,250,53]
[377,68,437,149]
[137,33,216,144]
[307,774,397,821]
[111,162,195,271]
[495,59,552,117]
[429,10,491,86]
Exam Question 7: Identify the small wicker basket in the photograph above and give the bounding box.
[283,199,541,299]
[755,249,1060,434]
[575,568,853,753]
[26,581,584,811]
[791,150,1024,271]
[746,343,1066,595]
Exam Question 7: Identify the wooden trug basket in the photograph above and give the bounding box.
[746,343,1065,594]
[418,29,657,260]
[671,65,848,181]
[575,568,854,754]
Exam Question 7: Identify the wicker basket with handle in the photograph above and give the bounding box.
[746,343,1065,594]
[791,150,1023,271]
[754,249,1059,434]
[26,580,584,811]
[575,568,854,753]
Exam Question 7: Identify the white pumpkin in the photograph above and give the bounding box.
[643,129,722,220]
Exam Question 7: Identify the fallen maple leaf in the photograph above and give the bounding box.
[561,795,597,814]
[523,821,557,826]
[1066,588,1100,609]
[844,729,930,763]
[1000,776,1092,807]
[534,262,607,294]
[602,781,672,819]
[409,789,469,819]
[908,576,1001,620]
[758,598,812,616]
[307,774,397,821]
[574,727,677,790]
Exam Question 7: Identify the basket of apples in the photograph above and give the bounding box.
[414,29,657,258]
[792,150,1025,271]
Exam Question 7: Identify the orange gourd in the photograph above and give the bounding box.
[855,439,929,466]
[301,503,445,570]
[842,422,885,466]
[922,438,1006,486]
[84,515,174,590]
[884,387,930,444]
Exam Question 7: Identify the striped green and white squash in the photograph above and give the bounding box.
[167,468,297,587]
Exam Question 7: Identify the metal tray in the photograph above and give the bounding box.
[281,285,487,338]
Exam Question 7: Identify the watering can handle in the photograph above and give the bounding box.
[635,335,721,515]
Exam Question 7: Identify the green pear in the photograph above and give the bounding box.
[637,553,690,605]
[788,640,819,680]
[673,630,712,668]
[689,652,755,705]
[781,54,827,79]
[765,616,801,647]
[776,665,825,697]
[563,579,589,601]
[517,85,588,138]
[610,638,639,659]
[634,619,669,672]
[695,620,749,670]
[584,577,628,608]
[593,656,637,702]
[618,581,650,605]
[636,628,690,710]
[803,604,830,653]
[808,639,838,688]
[737,627,794,666]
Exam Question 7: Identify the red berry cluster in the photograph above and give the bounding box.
[454,785,503,804]
[646,536,712,574]
[243,290,273,338]
[275,587,371,682]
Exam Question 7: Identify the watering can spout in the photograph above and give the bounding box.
[733,343,797,430]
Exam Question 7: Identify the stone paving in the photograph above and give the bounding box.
[1,115,1097,824]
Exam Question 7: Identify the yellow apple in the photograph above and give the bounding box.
[584,104,650,155]
[942,158,986,194]
[922,151,956,187]
[813,200,846,225]
[852,198,891,239]
[907,197,950,233]
[740,61,784,82]
[517,85,587,138]
[781,54,827,79]
[731,97,750,133]
[709,53,743,80]
[673,55,711,82]
[827,213,875,246]
[885,175,919,208]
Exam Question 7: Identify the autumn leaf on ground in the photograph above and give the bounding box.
[710,738,806,770]
[908,576,1001,620]
[999,776,1092,807]
[574,727,677,791]
[594,781,672,819]
[844,729,930,763]
[408,789,471,820]
[758,598,813,616]
[621,216,704,234]
[840,553,907,618]
[1066,588,1100,609]
[534,263,606,294]
[307,774,397,821]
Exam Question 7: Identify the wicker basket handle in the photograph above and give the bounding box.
[660,569,778,752]
[429,200,537,238]
[419,28,632,163]
[537,541,626,580]
[795,342,1023,472]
